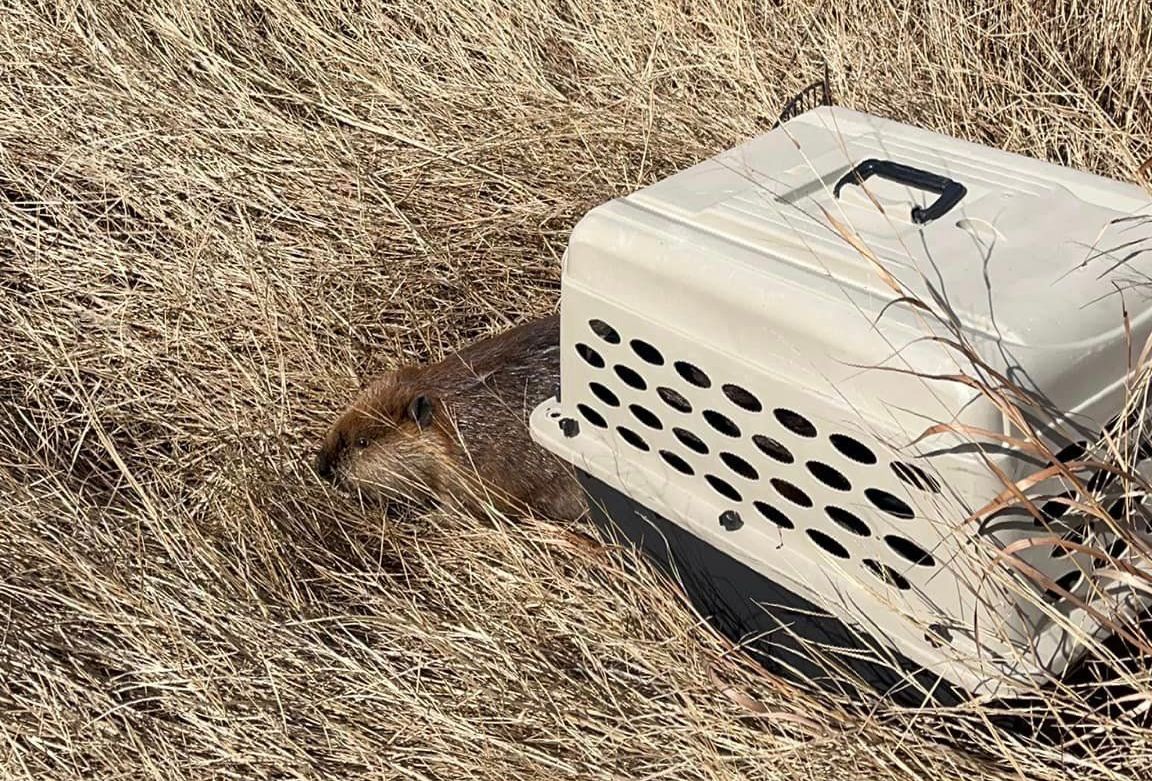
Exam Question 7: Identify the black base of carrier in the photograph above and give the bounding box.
[576,472,1152,748]
[576,471,967,708]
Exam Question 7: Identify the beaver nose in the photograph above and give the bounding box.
[315,451,335,482]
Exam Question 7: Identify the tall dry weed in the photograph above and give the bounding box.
[2,1,1151,778]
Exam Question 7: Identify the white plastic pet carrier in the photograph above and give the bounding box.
[529,106,1152,701]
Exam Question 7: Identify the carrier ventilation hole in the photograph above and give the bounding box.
[864,559,911,590]
[1045,570,1082,601]
[807,461,851,492]
[629,404,663,430]
[1088,469,1117,493]
[674,428,709,455]
[1107,494,1146,521]
[807,529,849,559]
[589,382,619,407]
[674,361,711,388]
[885,536,936,567]
[1049,527,1087,559]
[1053,441,1087,464]
[1103,413,1122,432]
[753,435,794,464]
[1100,413,1148,451]
[1107,498,1126,520]
[825,506,871,536]
[617,426,649,452]
[771,478,813,508]
[722,384,762,413]
[703,410,741,438]
[630,339,664,366]
[829,434,877,465]
[924,624,952,648]
[721,452,759,480]
[657,386,692,413]
[1106,537,1129,561]
[865,489,914,519]
[577,404,606,429]
[774,408,817,437]
[706,474,742,502]
[1041,492,1074,522]
[589,319,620,344]
[755,502,795,529]
[576,343,604,368]
[660,450,694,475]
[1102,412,1152,461]
[891,462,941,493]
[614,364,647,390]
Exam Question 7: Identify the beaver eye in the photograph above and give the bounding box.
[355,437,370,449]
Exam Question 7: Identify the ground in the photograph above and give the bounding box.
[1,1,1151,779]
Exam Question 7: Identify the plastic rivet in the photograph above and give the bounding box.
[719,510,743,531]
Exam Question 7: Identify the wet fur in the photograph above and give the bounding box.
[316,314,587,521]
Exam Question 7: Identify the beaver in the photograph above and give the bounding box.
[314,313,588,521]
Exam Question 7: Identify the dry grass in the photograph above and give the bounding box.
[3,1,1152,778]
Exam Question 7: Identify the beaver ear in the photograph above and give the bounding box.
[408,394,434,428]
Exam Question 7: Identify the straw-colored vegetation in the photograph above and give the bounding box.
[2,1,1152,778]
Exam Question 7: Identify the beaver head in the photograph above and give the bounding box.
[315,370,456,504]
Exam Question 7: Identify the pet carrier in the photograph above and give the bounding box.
[529,105,1152,705]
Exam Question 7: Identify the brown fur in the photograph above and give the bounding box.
[315,314,587,521]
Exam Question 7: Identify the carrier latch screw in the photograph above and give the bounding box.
[719,510,743,531]
[560,417,579,438]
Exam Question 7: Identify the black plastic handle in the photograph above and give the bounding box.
[832,158,967,225]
